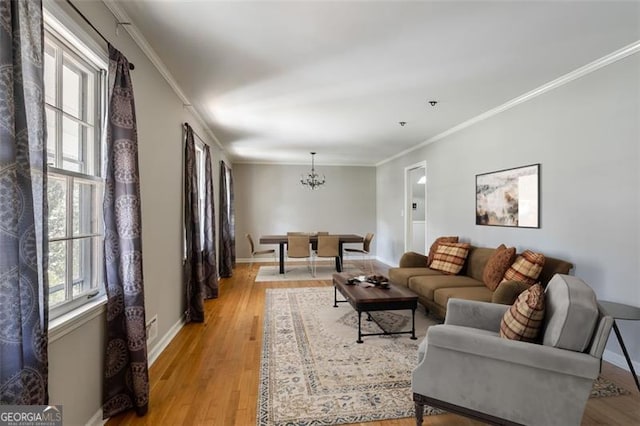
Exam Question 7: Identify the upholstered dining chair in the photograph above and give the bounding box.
[286,235,313,276]
[245,234,277,268]
[313,235,341,276]
[412,274,613,426]
[344,232,374,273]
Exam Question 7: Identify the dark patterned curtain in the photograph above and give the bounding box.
[183,124,205,322]
[102,44,149,418]
[203,146,219,298]
[219,161,235,278]
[0,0,49,405]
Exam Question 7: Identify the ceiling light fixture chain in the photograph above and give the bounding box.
[300,152,326,190]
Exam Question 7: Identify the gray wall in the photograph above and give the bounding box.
[376,53,640,370]
[234,163,376,259]
[45,1,229,424]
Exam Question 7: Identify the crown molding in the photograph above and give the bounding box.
[102,0,226,153]
[233,160,375,167]
[376,40,640,167]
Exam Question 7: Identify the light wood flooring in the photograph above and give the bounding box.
[107,262,640,426]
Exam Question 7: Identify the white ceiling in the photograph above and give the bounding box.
[112,1,640,166]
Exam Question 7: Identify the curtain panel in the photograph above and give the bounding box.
[102,45,149,418]
[202,146,219,298]
[219,161,235,278]
[0,0,49,405]
[183,124,205,322]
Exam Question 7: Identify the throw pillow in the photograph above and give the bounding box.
[500,283,545,342]
[502,250,545,285]
[427,236,459,266]
[483,244,516,291]
[429,242,470,275]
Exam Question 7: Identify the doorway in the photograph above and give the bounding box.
[404,162,427,254]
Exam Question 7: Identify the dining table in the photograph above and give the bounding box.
[259,234,364,274]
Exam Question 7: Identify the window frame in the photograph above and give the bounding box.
[44,11,108,322]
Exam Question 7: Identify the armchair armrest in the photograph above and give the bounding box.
[492,280,531,305]
[426,324,600,380]
[444,299,509,332]
[399,251,428,268]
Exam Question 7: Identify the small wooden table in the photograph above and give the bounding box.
[333,272,418,344]
[599,300,640,392]
[260,234,363,274]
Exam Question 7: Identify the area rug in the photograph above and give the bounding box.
[255,264,364,282]
[257,287,629,426]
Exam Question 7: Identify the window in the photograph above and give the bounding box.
[195,143,206,248]
[44,25,106,320]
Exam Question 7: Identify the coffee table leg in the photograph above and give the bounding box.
[357,311,363,344]
[333,285,338,308]
[411,307,417,340]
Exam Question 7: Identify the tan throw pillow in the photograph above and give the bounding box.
[500,283,545,342]
[427,236,459,266]
[429,242,470,275]
[502,250,545,285]
[483,244,516,291]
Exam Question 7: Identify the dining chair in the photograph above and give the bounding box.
[246,234,277,269]
[313,235,341,276]
[287,231,308,236]
[345,232,374,273]
[286,235,313,276]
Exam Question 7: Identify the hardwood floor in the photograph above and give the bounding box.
[107,262,640,426]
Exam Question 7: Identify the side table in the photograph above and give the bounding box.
[599,300,640,392]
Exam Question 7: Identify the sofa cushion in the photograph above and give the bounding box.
[408,274,483,301]
[503,250,545,285]
[388,267,442,288]
[500,283,545,342]
[483,244,516,291]
[433,286,493,308]
[542,274,599,352]
[430,243,470,275]
[427,236,459,266]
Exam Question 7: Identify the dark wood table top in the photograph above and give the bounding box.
[260,234,363,244]
[333,272,418,303]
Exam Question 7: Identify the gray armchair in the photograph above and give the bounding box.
[412,274,613,426]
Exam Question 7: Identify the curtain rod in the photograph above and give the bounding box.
[183,122,207,146]
[65,0,135,70]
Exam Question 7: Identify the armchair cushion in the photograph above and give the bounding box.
[542,275,599,352]
[426,324,600,380]
[500,283,545,342]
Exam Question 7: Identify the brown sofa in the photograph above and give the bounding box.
[388,246,573,318]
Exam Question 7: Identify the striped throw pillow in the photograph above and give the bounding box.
[500,283,545,342]
[502,250,545,285]
[427,236,459,266]
[429,242,470,275]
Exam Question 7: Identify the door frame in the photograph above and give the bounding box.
[404,161,427,253]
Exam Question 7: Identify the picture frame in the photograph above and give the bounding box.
[475,163,540,228]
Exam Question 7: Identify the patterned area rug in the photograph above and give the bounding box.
[257,287,629,425]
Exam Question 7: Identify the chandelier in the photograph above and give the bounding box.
[300,152,325,190]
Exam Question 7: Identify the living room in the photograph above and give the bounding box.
[3,0,638,425]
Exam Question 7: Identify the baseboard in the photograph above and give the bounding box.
[148,316,186,366]
[86,408,105,426]
[85,316,186,425]
[603,349,640,374]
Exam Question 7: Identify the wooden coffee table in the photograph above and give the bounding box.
[333,272,419,343]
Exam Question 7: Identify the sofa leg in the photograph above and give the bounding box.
[415,402,424,425]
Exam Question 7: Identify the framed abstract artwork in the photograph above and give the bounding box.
[476,164,540,228]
